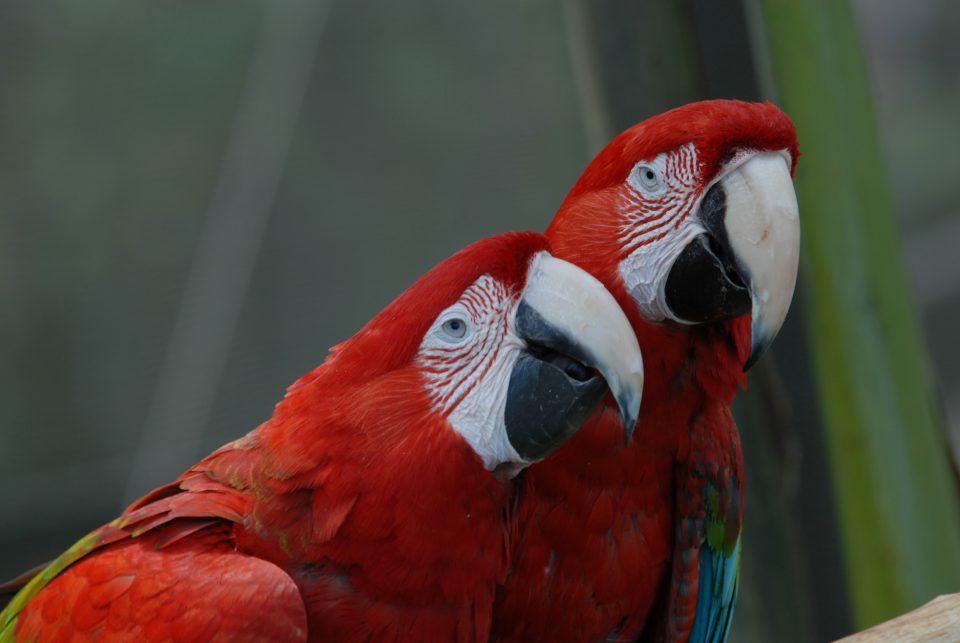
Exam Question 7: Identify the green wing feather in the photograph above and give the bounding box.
[0,519,127,640]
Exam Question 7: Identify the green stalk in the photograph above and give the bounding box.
[756,0,960,628]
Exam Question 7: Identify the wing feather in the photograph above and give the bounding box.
[689,533,741,643]
[3,525,307,642]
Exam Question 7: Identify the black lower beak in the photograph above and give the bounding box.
[504,302,607,462]
[664,183,751,324]
[666,154,801,372]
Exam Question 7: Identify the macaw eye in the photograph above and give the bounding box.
[636,164,662,191]
[440,317,469,341]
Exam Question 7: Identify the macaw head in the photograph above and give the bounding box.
[310,232,643,476]
[547,100,800,371]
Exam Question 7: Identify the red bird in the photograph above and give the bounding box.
[492,100,800,642]
[0,232,644,642]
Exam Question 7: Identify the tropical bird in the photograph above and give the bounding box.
[0,231,644,642]
[493,100,800,643]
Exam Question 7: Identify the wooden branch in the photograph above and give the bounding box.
[835,594,960,642]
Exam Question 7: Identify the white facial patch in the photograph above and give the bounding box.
[416,275,524,470]
[619,223,706,322]
[618,143,706,322]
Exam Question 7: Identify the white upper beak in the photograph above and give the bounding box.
[522,252,645,438]
[721,152,801,368]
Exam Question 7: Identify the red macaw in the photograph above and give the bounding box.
[492,100,800,642]
[0,232,645,642]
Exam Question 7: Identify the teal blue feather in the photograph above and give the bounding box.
[689,533,741,643]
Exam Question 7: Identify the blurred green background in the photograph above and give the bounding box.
[1,1,958,640]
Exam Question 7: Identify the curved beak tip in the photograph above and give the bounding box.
[743,342,764,372]
[621,398,639,444]
[521,253,646,447]
[609,370,642,444]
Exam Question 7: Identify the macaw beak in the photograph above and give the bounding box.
[504,253,644,462]
[664,152,800,370]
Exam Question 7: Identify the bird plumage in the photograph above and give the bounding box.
[493,100,799,642]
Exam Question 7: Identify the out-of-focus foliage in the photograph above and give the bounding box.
[759,0,960,629]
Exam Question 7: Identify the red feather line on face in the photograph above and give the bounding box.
[619,143,700,254]
[418,276,511,415]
